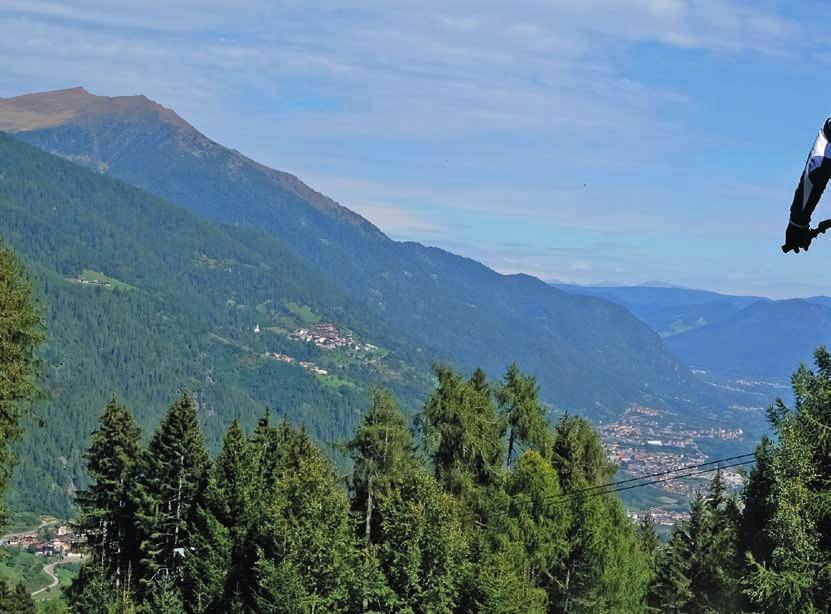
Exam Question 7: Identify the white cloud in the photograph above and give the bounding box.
[0,0,818,296]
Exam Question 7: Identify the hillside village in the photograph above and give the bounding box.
[2,522,84,558]
[263,321,380,376]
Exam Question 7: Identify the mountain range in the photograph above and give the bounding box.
[0,88,715,414]
[0,88,751,513]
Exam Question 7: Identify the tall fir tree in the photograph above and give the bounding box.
[550,414,615,491]
[636,513,659,562]
[647,531,692,613]
[75,397,142,590]
[348,389,416,546]
[374,469,469,612]
[133,392,210,587]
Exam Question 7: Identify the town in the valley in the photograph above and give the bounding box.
[599,403,748,527]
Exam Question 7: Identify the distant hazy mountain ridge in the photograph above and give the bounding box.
[555,282,831,380]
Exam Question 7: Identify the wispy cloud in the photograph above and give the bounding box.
[0,1,821,295]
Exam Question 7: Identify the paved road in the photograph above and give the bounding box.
[31,562,59,596]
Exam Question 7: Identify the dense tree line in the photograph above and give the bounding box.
[63,348,831,612]
[65,363,650,613]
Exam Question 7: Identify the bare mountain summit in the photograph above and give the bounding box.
[0,87,370,229]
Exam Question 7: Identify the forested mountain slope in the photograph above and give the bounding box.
[0,134,434,514]
[2,87,718,416]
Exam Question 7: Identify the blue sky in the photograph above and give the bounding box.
[1,1,830,297]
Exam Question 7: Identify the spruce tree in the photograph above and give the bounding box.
[475,548,547,614]
[550,415,649,612]
[647,531,692,613]
[374,469,468,612]
[503,450,570,601]
[550,414,615,491]
[133,392,210,586]
[64,563,120,614]
[740,349,831,612]
[75,397,142,589]
[636,513,659,561]
[143,574,185,614]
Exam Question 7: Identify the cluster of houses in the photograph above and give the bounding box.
[258,321,384,377]
[290,322,377,353]
[3,524,83,557]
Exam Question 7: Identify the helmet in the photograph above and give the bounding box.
[823,118,831,141]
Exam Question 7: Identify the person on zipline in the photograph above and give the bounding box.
[784,118,831,253]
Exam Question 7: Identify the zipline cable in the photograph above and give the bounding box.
[567,452,756,495]
[552,458,756,505]
[461,454,758,522]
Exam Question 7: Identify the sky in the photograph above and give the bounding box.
[0,0,830,297]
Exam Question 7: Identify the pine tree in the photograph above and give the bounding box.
[698,471,741,611]
[550,415,649,612]
[740,349,831,612]
[133,392,210,586]
[347,389,418,611]
[64,563,120,614]
[75,397,142,590]
[143,574,185,614]
[738,437,776,566]
[475,547,547,614]
[375,469,468,612]
[496,363,549,466]
[647,531,692,613]
[504,450,570,601]
[550,414,615,491]
[0,241,43,523]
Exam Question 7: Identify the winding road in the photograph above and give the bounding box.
[31,562,59,596]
